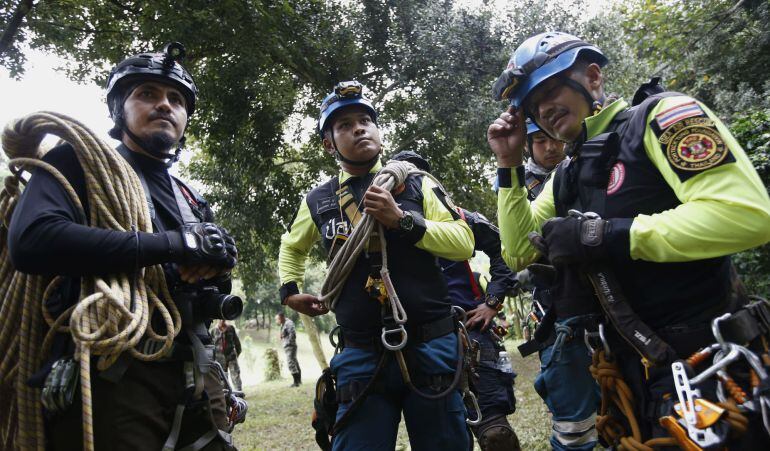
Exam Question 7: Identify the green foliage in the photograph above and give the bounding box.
[2,0,598,288]
[263,347,282,381]
[730,108,770,294]
[622,0,770,116]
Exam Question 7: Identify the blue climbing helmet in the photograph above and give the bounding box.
[491,32,607,108]
[526,119,540,136]
[317,80,378,138]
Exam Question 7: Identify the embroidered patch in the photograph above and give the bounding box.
[316,196,338,215]
[654,100,704,129]
[658,117,728,172]
[606,161,625,195]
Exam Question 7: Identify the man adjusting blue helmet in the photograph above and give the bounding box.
[488,30,770,450]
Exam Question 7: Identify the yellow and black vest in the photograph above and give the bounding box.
[306,173,451,340]
[551,91,731,329]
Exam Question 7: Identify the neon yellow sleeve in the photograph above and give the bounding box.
[278,197,320,289]
[497,175,556,271]
[416,177,475,261]
[630,96,770,262]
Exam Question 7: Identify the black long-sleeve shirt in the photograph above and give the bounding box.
[440,208,517,310]
[8,143,207,276]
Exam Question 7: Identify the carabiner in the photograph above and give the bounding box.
[464,390,483,426]
[382,325,408,351]
[711,313,732,354]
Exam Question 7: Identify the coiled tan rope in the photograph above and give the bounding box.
[0,112,182,450]
[319,159,451,312]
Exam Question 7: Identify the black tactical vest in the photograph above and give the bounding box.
[550,91,731,329]
[306,172,451,339]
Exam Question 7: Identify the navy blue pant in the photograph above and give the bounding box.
[534,316,600,451]
[330,332,469,451]
[467,328,516,419]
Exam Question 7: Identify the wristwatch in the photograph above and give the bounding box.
[484,294,504,311]
[398,211,415,233]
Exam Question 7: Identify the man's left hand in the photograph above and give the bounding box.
[532,216,610,266]
[363,185,404,229]
[465,303,499,331]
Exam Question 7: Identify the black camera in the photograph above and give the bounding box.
[173,284,243,321]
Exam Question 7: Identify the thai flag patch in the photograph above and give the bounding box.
[654,101,704,129]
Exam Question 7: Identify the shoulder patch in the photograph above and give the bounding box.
[657,116,734,181]
[315,196,338,215]
[654,100,704,130]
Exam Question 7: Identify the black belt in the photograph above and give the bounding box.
[341,315,457,350]
[655,299,770,358]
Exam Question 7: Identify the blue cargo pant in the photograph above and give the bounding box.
[534,316,600,451]
[330,332,469,451]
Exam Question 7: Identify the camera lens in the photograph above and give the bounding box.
[218,294,243,320]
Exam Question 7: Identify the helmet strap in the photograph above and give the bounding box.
[558,76,598,115]
[330,132,380,168]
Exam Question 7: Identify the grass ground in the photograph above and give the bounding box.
[231,329,551,450]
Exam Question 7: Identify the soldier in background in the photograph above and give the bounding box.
[276,312,301,387]
[212,320,243,391]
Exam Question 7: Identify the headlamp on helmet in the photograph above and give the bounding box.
[317,80,377,138]
[106,41,198,118]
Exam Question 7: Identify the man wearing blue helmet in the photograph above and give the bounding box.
[279,81,473,450]
[488,31,770,449]
[519,119,596,451]
[524,120,566,201]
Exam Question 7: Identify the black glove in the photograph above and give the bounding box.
[168,223,236,269]
[221,227,238,265]
[532,216,609,266]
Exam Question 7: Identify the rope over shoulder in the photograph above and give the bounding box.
[0,111,182,451]
[319,159,451,312]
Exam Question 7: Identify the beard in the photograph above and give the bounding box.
[144,131,178,156]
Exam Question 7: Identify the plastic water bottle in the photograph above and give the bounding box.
[496,351,513,374]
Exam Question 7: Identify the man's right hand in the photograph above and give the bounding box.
[168,223,237,269]
[285,293,328,317]
[487,106,526,168]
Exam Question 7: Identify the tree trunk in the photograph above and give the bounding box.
[0,0,35,57]
[300,314,328,368]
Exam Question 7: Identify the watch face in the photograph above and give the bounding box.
[399,212,414,231]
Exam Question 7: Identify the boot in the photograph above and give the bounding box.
[291,372,301,387]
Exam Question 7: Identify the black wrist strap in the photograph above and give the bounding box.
[279,281,299,305]
[515,165,526,187]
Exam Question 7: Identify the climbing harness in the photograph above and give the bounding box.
[0,112,239,451]
[568,210,770,449]
[311,160,480,448]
